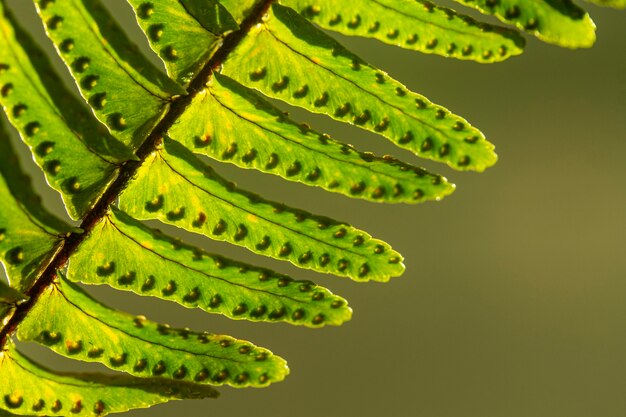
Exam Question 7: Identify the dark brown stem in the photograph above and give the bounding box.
[0,0,275,348]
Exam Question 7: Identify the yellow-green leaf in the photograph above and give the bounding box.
[34,0,185,149]
[217,0,259,23]
[280,0,525,62]
[585,0,626,8]
[68,207,352,327]
[0,119,71,292]
[127,0,238,85]
[0,2,127,218]
[0,340,217,416]
[222,4,497,171]
[17,276,289,388]
[119,138,405,282]
[170,73,455,204]
[453,0,596,48]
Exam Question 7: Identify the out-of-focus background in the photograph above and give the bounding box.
[3,1,626,416]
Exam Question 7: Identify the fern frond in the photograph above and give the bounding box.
[17,276,289,388]
[170,73,455,204]
[119,138,405,281]
[223,4,497,171]
[0,340,218,416]
[452,0,596,48]
[68,207,352,327]
[279,0,526,62]
[0,0,620,414]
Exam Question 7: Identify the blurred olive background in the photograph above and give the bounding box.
[3,1,626,416]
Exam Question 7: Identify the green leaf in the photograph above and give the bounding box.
[0,119,72,292]
[170,73,455,204]
[452,0,596,48]
[217,0,260,23]
[585,0,626,8]
[68,207,352,327]
[0,281,26,307]
[0,340,218,416]
[34,0,185,149]
[119,137,405,282]
[280,0,525,62]
[17,275,289,388]
[0,2,129,219]
[127,0,238,85]
[222,4,496,172]
[0,280,25,330]
[0,409,25,417]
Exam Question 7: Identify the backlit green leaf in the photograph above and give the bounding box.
[0,281,26,307]
[0,280,25,334]
[0,2,128,218]
[0,340,218,416]
[170,73,455,204]
[17,276,288,388]
[452,0,596,48]
[34,0,185,149]
[119,138,405,281]
[217,0,259,23]
[3,0,617,410]
[585,0,626,8]
[68,207,352,327]
[222,4,496,171]
[280,0,525,62]
[0,119,71,292]
[127,0,237,85]
[0,408,25,416]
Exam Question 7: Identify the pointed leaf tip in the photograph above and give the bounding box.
[452,0,596,48]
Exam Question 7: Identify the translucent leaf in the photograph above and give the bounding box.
[222,4,496,172]
[17,276,289,388]
[68,207,352,327]
[0,119,72,292]
[0,280,25,332]
[170,73,455,204]
[119,138,405,282]
[585,0,626,8]
[280,0,525,62]
[0,409,24,417]
[217,0,259,23]
[127,0,238,85]
[0,340,218,416]
[0,281,26,307]
[34,0,185,149]
[452,0,596,48]
[0,2,128,219]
